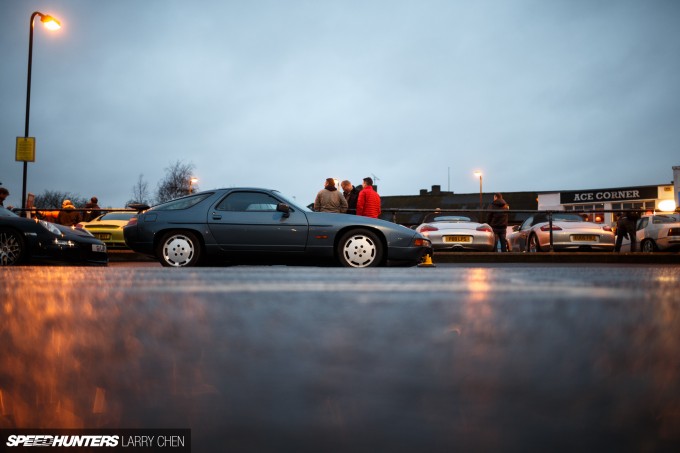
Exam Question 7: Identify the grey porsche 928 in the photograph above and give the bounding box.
[123,188,432,268]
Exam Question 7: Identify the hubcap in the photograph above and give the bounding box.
[0,232,21,265]
[342,235,377,267]
[163,235,194,267]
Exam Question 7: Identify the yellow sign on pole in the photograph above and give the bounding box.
[16,137,36,162]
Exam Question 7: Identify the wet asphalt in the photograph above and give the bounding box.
[1,264,679,452]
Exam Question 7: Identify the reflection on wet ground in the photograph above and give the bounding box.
[1,265,679,451]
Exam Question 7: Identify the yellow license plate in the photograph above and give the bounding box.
[94,233,112,240]
[571,235,597,242]
[444,235,472,243]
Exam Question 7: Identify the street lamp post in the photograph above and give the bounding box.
[474,171,483,221]
[189,177,199,194]
[21,11,61,213]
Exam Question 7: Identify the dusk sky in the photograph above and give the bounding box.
[1,0,679,208]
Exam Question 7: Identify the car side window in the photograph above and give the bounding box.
[638,218,648,230]
[216,192,280,212]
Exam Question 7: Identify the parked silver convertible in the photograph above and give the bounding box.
[123,188,432,267]
[415,215,495,251]
[507,213,615,252]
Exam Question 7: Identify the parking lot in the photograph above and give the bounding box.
[1,262,679,451]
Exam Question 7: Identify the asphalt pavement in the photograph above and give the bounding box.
[1,265,679,452]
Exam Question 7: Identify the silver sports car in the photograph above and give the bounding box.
[619,214,680,252]
[507,213,615,252]
[415,215,496,252]
[123,188,432,267]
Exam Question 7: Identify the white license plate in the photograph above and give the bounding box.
[92,244,107,253]
[444,235,472,243]
[571,235,597,242]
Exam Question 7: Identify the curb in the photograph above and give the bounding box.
[432,252,680,264]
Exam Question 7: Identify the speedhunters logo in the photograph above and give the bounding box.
[1,430,190,452]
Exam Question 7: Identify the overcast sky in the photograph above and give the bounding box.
[1,0,679,208]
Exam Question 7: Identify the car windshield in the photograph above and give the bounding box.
[432,216,472,222]
[274,191,311,212]
[98,212,136,221]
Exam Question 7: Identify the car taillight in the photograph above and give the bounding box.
[419,225,438,233]
[413,238,431,247]
[668,228,680,236]
[476,225,492,232]
[126,217,138,227]
[540,225,562,231]
[602,225,612,232]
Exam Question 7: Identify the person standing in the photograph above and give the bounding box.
[57,199,82,226]
[356,177,381,218]
[614,210,640,252]
[0,187,10,209]
[84,196,101,221]
[487,192,509,252]
[340,180,361,215]
[314,178,348,213]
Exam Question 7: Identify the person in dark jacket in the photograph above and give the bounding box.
[614,210,640,252]
[84,196,101,221]
[487,192,509,252]
[340,180,361,215]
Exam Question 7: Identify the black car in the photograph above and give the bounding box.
[0,208,108,266]
[123,188,432,267]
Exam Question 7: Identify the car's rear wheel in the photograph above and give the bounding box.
[0,228,26,266]
[641,239,657,253]
[157,231,202,267]
[337,229,383,268]
[528,234,543,252]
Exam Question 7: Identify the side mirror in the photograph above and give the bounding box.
[277,203,290,218]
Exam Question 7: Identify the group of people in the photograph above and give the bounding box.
[38,197,101,227]
[313,177,381,218]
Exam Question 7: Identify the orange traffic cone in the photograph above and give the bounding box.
[418,253,436,267]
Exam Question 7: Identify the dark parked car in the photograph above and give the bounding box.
[0,207,107,266]
[123,188,432,267]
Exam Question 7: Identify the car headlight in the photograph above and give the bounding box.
[39,220,62,236]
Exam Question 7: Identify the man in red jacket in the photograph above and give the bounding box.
[356,177,381,218]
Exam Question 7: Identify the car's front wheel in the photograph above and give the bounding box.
[157,231,202,267]
[337,229,383,268]
[640,239,657,253]
[0,228,25,266]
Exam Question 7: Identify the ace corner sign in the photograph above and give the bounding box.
[560,186,659,204]
[16,137,36,162]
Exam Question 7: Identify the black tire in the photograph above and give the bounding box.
[156,231,202,267]
[640,239,657,253]
[528,234,543,253]
[0,227,26,266]
[337,229,384,268]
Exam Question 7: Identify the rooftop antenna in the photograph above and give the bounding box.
[371,173,380,182]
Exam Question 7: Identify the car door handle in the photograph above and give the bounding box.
[212,213,222,220]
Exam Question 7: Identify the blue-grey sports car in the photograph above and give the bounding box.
[0,207,108,266]
[123,188,432,267]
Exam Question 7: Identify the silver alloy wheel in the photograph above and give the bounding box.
[341,233,378,267]
[0,230,23,266]
[161,234,196,267]
[641,239,656,253]
[528,234,541,253]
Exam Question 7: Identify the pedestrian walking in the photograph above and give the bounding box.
[314,178,348,213]
[487,193,509,252]
[340,180,361,214]
[356,177,381,218]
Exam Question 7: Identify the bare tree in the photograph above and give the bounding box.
[155,160,198,204]
[127,174,151,206]
[33,190,87,209]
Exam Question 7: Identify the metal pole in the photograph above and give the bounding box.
[478,174,483,222]
[22,13,39,214]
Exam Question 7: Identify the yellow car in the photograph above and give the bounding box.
[76,212,137,249]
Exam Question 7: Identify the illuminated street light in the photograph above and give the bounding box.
[20,11,61,214]
[473,170,483,207]
[189,177,199,194]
